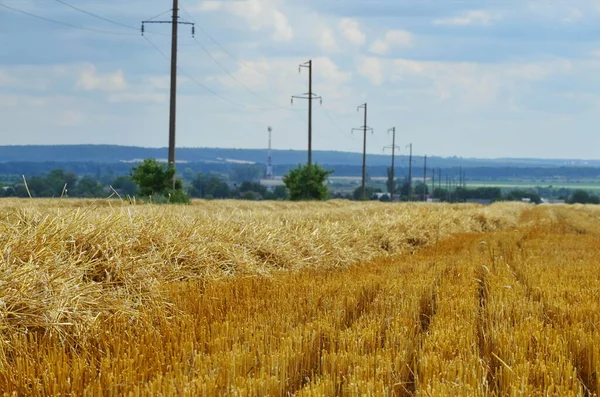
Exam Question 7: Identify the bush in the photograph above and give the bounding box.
[168,189,190,204]
[242,191,257,201]
[283,164,332,201]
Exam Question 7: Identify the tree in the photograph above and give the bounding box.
[379,194,391,202]
[131,159,175,196]
[131,159,188,203]
[569,190,600,204]
[283,164,332,201]
[273,186,289,200]
[72,177,105,198]
[352,186,381,201]
[239,181,267,197]
[399,181,411,199]
[191,172,206,198]
[414,182,428,196]
[505,190,541,204]
[112,176,137,197]
[191,173,231,199]
[242,191,257,201]
[230,166,262,184]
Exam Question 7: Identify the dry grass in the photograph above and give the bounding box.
[1,199,598,395]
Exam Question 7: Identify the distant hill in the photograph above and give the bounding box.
[0,145,598,168]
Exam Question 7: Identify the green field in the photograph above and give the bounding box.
[466,180,600,192]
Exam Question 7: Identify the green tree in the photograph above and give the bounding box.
[230,166,262,184]
[352,185,381,201]
[112,176,137,197]
[191,173,231,199]
[569,190,600,204]
[239,181,267,197]
[414,182,429,196]
[131,159,175,196]
[283,164,332,201]
[131,159,188,203]
[242,191,257,201]
[273,185,289,200]
[72,177,105,198]
[505,190,541,204]
[191,172,206,198]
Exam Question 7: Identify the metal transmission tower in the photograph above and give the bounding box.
[352,104,373,200]
[383,127,400,201]
[266,126,274,179]
[141,0,194,181]
[291,60,322,167]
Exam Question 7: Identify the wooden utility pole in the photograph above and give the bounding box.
[142,1,194,184]
[431,167,435,200]
[423,155,427,202]
[352,104,372,200]
[407,143,413,201]
[292,60,322,167]
[383,127,399,201]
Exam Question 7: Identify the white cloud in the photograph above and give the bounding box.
[318,27,338,52]
[196,0,294,42]
[563,8,583,23]
[108,92,167,104]
[57,110,84,127]
[527,3,585,23]
[369,30,413,55]
[357,57,383,86]
[272,10,293,41]
[76,64,127,92]
[339,18,366,46]
[315,57,351,86]
[195,1,222,12]
[433,10,498,26]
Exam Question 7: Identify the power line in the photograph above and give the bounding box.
[143,35,267,111]
[191,36,297,112]
[145,9,173,22]
[179,6,279,80]
[52,0,138,31]
[321,107,355,140]
[0,3,138,36]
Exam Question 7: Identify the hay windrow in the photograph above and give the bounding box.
[0,199,525,342]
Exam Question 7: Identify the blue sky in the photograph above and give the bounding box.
[2,0,600,159]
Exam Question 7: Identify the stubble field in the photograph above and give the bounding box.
[0,199,598,396]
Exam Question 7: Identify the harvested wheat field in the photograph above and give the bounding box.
[0,199,599,396]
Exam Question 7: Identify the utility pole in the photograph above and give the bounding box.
[142,1,194,185]
[266,126,274,179]
[438,169,442,193]
[383,127,399,201]
[423,155,427,202]
[352,104,372,200]
[292,60,322,167]
[431,168,435,200]
[406,143,413,201]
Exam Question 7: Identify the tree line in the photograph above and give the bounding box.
[1,159,598,205]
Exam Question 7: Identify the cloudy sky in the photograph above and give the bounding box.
[2,0,600,159]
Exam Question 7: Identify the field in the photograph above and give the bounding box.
[466,180,600,193]
[0,199,599,396]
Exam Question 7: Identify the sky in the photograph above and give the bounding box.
[2,0,600,159]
